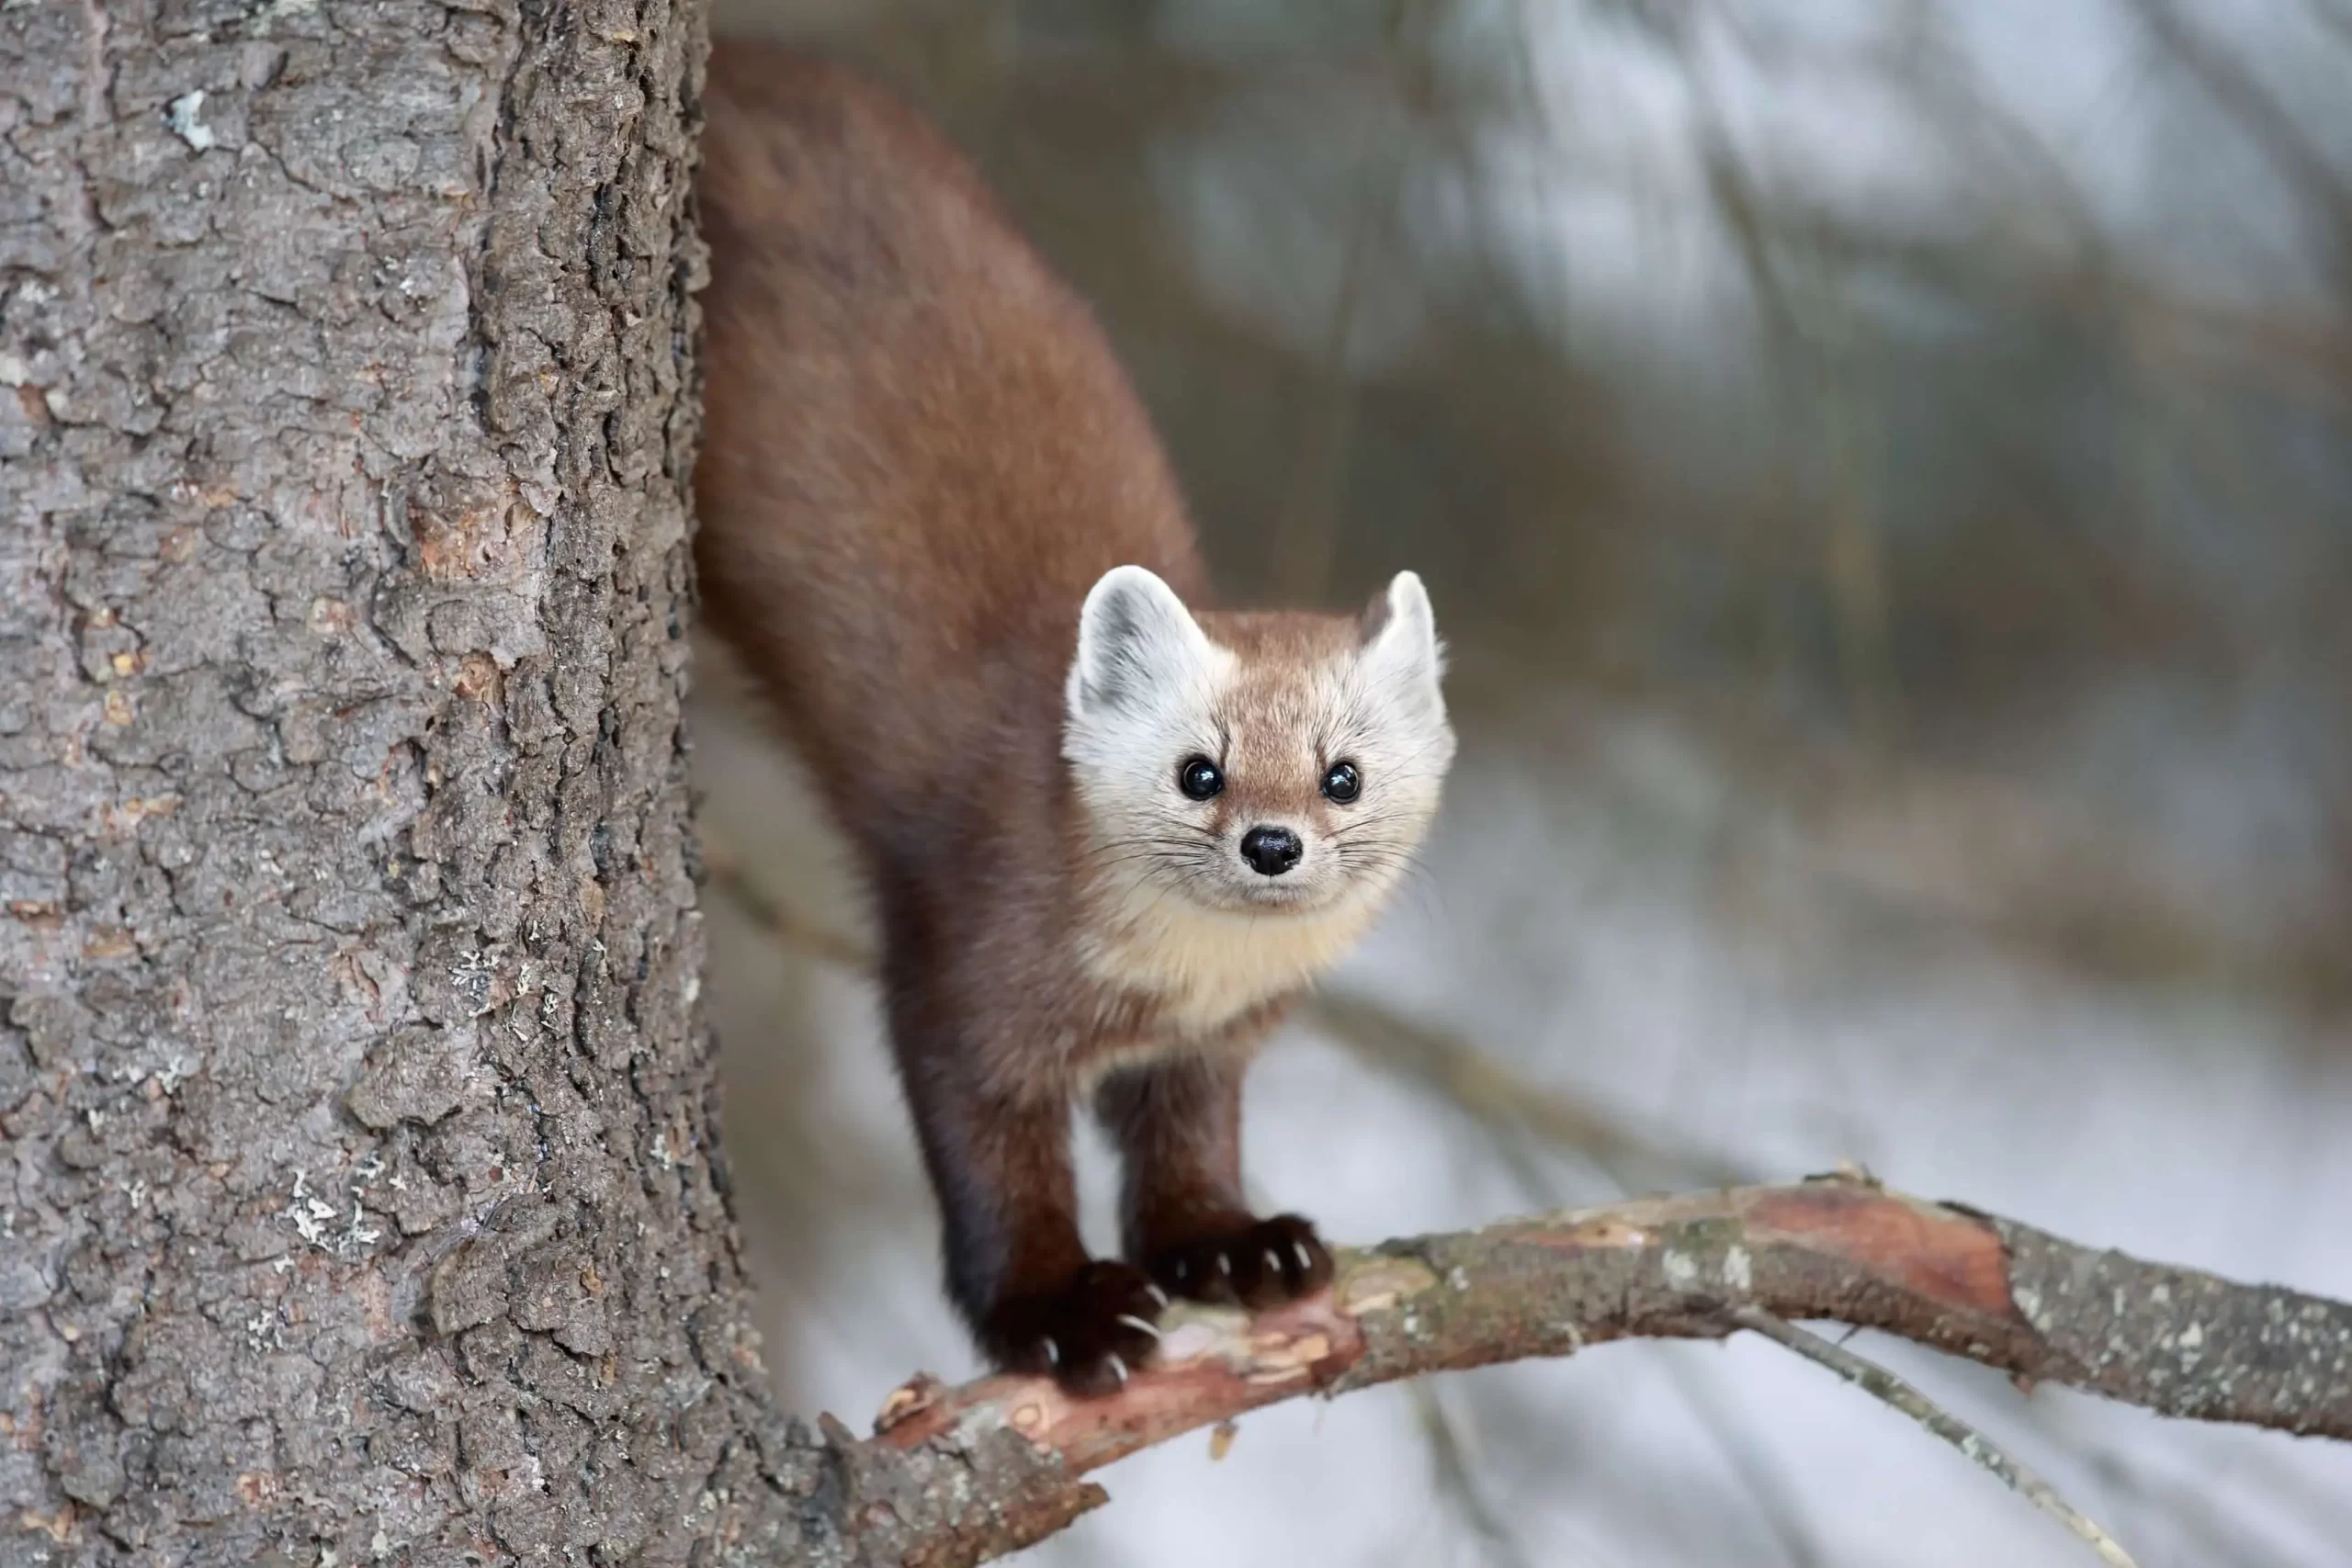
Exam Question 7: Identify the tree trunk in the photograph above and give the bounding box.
[0,4,1145,1559]
[0,1,784,1560]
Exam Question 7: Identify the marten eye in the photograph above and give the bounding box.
[1178,757,1225,800]
[1321,761,1362,803]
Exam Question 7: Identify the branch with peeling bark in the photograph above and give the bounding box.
[808,1178,2350,1568]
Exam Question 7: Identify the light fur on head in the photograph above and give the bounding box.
[1064,566,1455,1035]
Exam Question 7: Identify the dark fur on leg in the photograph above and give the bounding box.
[1096,1056,1335,1309]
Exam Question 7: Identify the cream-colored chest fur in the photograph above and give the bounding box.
[1078,882,1374,1041]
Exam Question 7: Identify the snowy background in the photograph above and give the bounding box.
[692,4,2352,1563]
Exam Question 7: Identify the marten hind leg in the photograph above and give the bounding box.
[1093,1054,1334,1310]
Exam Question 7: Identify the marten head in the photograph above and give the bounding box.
[1063,566,1454,930]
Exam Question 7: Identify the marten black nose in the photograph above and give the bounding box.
[1239,825,1303,876]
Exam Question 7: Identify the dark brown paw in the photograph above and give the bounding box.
[978,1259,1168,1396]
[1145,1213,1333,1310]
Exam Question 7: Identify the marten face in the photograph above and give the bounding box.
[1064,567,1455,924]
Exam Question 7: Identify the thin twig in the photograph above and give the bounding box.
[1729,1306,2138,1568]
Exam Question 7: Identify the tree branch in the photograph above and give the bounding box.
[1729,1307,2138,1568]
[834,1177,2347,1566]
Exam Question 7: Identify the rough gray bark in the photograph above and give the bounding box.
[0,1,797,1562]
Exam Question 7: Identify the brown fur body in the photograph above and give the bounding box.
[695,45,1417,1390]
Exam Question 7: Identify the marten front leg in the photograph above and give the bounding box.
[893,1023,1163,1393]
[1094,1055,1335,1308]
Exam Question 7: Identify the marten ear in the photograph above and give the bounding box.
[1358,570,1447,718]
[1069,565,1215,717]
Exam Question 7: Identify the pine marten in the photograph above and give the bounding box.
[692,43,1455,1394]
